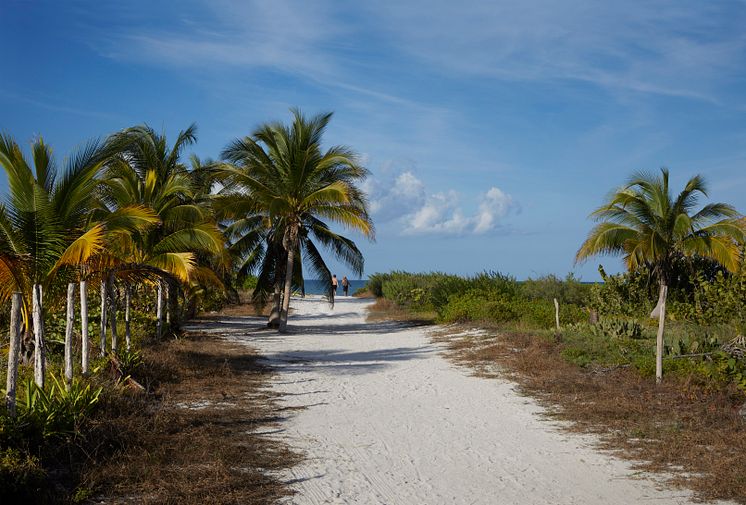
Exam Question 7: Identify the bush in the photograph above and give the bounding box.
[438,292,517,323]
[16,375,103,440]
[521,273,592,305]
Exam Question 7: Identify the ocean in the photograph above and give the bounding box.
[302,278,365,295]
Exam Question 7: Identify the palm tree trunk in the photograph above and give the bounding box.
[108,272,118,355]
[156,282,163,339]
[655,283,668,384]
[64,283,75,387]
[5,292,23,417]
[100,279,108,356]
[125,286,131,351]
[80,280,89,375]
[279,228,298,333]
[32,284,45,388]
[268,282,282,328]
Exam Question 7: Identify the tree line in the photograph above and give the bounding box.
[1,108,374,413]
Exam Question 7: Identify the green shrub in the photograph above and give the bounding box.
[117,349,144,378]
[520,273,592,305]
[17,375,103,440]
[438,292,517,323]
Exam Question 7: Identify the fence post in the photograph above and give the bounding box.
[5,292,22,417]
[553,298,560,331]
[64,283,75,387]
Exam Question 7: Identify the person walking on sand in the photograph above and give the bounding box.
[331,275,338,303]
[342,276,349,297]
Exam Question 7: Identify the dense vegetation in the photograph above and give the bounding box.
[0,109,370,501]
[367,264,746,392]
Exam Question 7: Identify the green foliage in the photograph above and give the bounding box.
[0,448,47,503]
[117,349,144,378]
[242,275,258,291]
[371,270,589,329]
[16,375,103,440]
[520,273,592,305]
[590,266,655,317]
[438,292,518,323]
[559,322,655,368]
[670,270,746,326]
[591,318,646,340]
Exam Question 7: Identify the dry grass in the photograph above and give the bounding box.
[79,330,300,504]
[365,298,436,325]
[431,323,746,503]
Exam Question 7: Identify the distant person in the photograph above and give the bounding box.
[331,274,338,302]
[342,276,349,296]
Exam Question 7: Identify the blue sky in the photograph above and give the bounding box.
[2,0,746,280]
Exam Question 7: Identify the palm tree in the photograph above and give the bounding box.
[219,109,374,332]
[0,133,154,386]
[576,168,744,382]
[102,124,224,337]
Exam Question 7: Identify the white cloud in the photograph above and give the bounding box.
[365,170,516,235]
[364,170,426,221]
[474,187,514,234]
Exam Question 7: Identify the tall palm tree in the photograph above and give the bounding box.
[219,109,374,332]
[576,168,744,382]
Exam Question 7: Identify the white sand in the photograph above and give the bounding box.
[192,296,729,505]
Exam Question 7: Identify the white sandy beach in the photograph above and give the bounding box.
[193,296,730,505]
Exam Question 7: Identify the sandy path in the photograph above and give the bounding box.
[202,297,726,505]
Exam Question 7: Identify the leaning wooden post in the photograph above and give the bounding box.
[64,283,75,387]
[655,285,668,384]
[100,279,108,356]
[5,292,22,417]
[553,298,560,331]
[80,280,90,375]
[32,284,46,388]
[125,286,132,351]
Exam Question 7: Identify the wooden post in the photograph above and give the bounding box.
[125,286,132,351]
[64,283,75,387]
[80,280,89,375]
[5,292,22,417]
[32,284,45,388]
[100,279,107,356]
[165,281,171,327]
[109,272,118,355]
[553,298,560,331]
[156,282,163,339]
[655,285,668,384]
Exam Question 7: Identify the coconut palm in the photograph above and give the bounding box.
[102,124,224,337]
[576,168,744,382]
[219,109,374,332]
[0,133,155,386]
